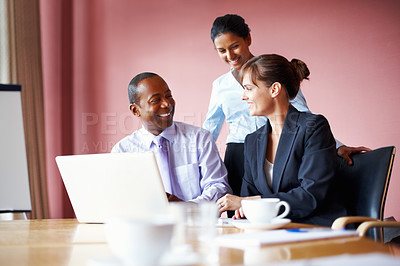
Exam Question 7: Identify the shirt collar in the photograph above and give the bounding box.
[140,122,176,149]
[159,122,176,143]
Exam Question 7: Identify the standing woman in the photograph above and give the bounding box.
[217,54,347,226]
[203,14,369,197]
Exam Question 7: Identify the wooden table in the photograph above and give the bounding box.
[0,219,397,265]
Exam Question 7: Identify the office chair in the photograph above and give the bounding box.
[331,146,397,241]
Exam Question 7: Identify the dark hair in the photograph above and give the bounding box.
[128,72,158,104]
[211,14,250,42]
[239,54,310,100]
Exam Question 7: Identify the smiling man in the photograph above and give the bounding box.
[111,72,232,203]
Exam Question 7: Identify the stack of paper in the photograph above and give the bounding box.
[216,228,358,248]
[253,253,400,266]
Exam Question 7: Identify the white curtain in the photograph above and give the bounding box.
[3,0,49,219]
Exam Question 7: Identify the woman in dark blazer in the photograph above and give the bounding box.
[217,54,346,226]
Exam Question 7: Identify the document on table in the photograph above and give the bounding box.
[216,228,358,248]
[256,253,400,266]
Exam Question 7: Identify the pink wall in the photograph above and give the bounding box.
[40,0,400,219]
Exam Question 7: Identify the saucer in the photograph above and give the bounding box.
[231,218,291,230]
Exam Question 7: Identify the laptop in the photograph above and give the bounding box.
[55,152,169,223]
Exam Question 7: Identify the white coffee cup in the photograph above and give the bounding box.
[105,217,174,265]
[241,198,290,224]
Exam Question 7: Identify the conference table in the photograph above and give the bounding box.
[0,218,398,265]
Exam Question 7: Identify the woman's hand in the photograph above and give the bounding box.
[216,194,243,216]
[233,207,245,219]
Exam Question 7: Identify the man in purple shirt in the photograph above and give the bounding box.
[112,72,232,202]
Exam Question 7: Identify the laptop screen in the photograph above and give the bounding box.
[56,152,168,223]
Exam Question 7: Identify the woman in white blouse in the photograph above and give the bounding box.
[203,14,369,200]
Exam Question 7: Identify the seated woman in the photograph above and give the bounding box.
[217,54,346,227]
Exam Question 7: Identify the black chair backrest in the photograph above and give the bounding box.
[336,146,395,240]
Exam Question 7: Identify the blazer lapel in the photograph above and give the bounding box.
[272,106,300,192]
[256,122,273,194]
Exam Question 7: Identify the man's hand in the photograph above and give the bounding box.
[165,192,184,202]
[337,145,371,165]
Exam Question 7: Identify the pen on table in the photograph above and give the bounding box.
[286,228,343,233]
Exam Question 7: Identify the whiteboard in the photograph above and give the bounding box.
[0,84,32,212]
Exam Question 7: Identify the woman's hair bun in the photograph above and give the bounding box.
[291,59,310,82]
